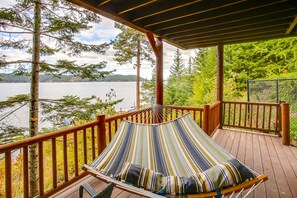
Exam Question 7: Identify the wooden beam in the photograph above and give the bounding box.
[164,14,297,40]
[180,26,286,45]
[118,0,157,15]
[155,0,293,33]
[132,0,201,21]
[173,23,290,42]
[286,16,297,34]
[146,32,163,106]
[144,0,245,27]
[217,45,224,129]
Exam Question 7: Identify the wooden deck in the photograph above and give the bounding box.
[51,129,297,198]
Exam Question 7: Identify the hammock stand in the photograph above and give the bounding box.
[82,108,267,198]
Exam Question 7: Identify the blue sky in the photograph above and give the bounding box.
[0,0,196,79]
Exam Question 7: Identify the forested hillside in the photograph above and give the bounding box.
[0,73,146,82]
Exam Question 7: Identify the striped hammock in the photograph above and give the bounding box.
[89,113,259,195]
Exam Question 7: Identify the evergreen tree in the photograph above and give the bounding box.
[112,23,154,110]
[168,48,185,79]
[165,48,191,106]
[141,68,156,106]
[0,0,114,195]
[224,38,297,93]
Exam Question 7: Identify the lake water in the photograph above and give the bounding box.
[0,82,138,128]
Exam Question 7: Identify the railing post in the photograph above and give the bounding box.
[281,103,290,145]
[5,152,12,198]
[203,104,210,136]
[97,114,106,155]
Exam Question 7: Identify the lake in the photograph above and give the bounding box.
[0,82,139,128]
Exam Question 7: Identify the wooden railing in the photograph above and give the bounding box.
[162,105,204,126]
[0,101,288,197]
[222,101,281,134]
[105,108,153,142]
[0,120,100,198]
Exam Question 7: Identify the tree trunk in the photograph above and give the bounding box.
[136,35,141,110]
[30,0,41,196]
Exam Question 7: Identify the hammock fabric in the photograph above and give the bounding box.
[87,113,264,195]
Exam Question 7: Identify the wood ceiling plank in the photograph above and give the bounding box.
[143,0,245,27]
[181,28,285,45]
[152,0,286,32]
[168,16,294,40]
[117,0,157,15]
[286,16,297,34]
[176,24,290,43]
[157,2,297,35]
[131,0,201,21]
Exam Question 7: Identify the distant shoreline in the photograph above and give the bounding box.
[0,73,147,83]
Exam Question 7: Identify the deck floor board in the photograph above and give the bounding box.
[51,129,297,198]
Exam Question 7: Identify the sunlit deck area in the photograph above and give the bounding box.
[51,128,297,198]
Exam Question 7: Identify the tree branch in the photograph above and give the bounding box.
[0,102,28,122]
[1,60,32,65]
[0,30,32,34]
[1,23,33,32]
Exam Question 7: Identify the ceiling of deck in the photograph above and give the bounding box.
[69,0,297,49]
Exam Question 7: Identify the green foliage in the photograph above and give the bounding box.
[224,38,297,94]
[164,48,194,106]
[0,0,111,79]
[141,68,156,106]
[40,92,123,127]
[112,23,154,65]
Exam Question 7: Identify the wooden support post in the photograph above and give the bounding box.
[146,32,163,106]
[281,103,290,145]
[217,45,224,129]
[146,32,163,123]
[97,114,106,155]
[203,104,210,136]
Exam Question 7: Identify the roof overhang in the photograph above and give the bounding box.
[69,0,297,49]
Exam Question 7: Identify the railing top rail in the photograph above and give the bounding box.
[0,120,98,154]
[223,100,280,106]
[210,101,221,109]
[163,105,203,111]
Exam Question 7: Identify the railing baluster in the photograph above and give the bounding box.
[249,104,253,128]
[255,104,259,129]
[83,129,87,164]
[108,121,112,142]
[73,131,78,176]
[52,138,57,188]
[91,126,95,160]
[115,120,118,132]
[238,104,242,126]
[5,151,12,198]
[233,103,236,125]
[274,107,280,131]
[38,142,44,195]
[262,105,266,129]
[268,105,272,130]
[23,146,29,198]
[244,103,248,127]
[228,103,231,125]
[63,135,68,182]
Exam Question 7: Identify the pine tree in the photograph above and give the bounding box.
[165,48,190,106]
[112,23,154,110]
[141,68,156,106]
[0,0,112,195]
[168,48,185,79]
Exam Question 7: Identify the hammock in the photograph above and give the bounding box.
[83,113,267,197]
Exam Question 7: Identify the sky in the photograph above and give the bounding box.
[0,0,196,80]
